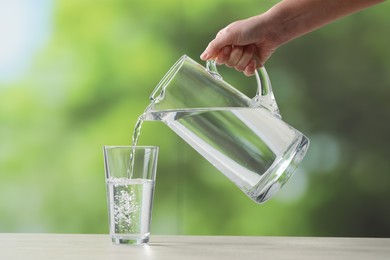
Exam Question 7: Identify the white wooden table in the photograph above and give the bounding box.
[1,233,389,260]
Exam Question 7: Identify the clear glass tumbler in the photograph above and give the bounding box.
[103,146,159,244]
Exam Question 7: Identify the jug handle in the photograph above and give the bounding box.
[206,60,281,118]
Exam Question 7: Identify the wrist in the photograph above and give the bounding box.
[261,5,300,47]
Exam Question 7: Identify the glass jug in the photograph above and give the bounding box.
[143,55,309,203]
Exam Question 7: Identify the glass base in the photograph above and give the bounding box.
[249,134,310,203]
[111,236,149,245]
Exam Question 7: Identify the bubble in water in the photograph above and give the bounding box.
[113,185,140,232]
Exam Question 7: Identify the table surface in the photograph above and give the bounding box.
[1,233,389,260]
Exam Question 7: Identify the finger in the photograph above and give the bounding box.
[226,46,244,67]
[254,52,266,68]
[244,60,257,76]
[216,46,232,65]
[234,45,255,71]
[201,39,227,60]
[200,28,234,60]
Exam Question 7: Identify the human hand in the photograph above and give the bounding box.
[200,0,384,76]
[200,15,280,76]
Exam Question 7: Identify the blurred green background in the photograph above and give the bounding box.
[1,0,390,237]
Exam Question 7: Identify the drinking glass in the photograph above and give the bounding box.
[103,146,159,244]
